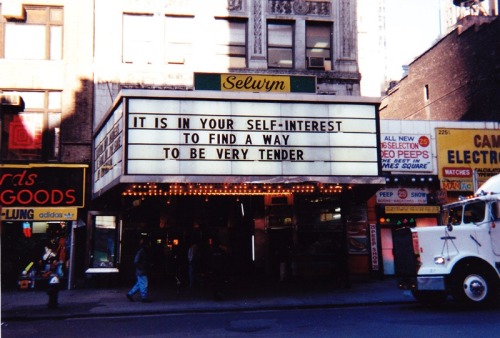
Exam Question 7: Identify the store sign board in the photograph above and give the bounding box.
[0,164,86,208]
[1,207,78,221]
[194,73,316,94]
[380,134,432,172]
[125,98,379,178]
[369,224,379,271]
[385,205,441,214]
[436,128,500,191]
[376,187,429,204]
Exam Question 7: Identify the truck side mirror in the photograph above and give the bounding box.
[447,223,453,232]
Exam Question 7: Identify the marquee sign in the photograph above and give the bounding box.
[92,91,383,196]
[125,98,379,177]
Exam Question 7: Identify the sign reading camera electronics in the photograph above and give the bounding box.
[93,91,380,194]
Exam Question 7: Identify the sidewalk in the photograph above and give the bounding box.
[1,277,414,321]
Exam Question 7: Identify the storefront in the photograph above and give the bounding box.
[376,123,500,275]
[89,89,385,287]
[0,164,87,290]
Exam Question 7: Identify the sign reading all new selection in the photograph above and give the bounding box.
[123,98,379,178]
[380,134,432,172]
[436,128,500,191]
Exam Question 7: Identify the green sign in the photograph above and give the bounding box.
[194,73,316,94]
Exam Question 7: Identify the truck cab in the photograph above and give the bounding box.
[393,174,500,306]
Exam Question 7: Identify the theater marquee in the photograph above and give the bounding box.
[93,90,382,196]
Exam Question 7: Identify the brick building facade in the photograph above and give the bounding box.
[380,15,499,122]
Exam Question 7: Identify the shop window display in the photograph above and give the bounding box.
[89,215,118,269]
[1,221,70,290]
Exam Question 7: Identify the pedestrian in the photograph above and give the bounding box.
[46,266,60,309]
[55,237,66,278]
[208,238,226,301]
[126,236,152,302]
[188,242,201,288]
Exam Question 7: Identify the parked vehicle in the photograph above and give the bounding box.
[394,174,500,306]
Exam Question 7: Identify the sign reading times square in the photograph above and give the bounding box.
[93,90,380,194]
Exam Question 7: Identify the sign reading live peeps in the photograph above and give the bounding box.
[380,134,432,172]
[436,128,500,191]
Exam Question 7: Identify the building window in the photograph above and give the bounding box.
[1,6,63,60]
[213,18,247,68]
[0,91,61,162]
[267,22,294,69]
[164,16,194,65]
[424,84,430,101]
[122,13,155,64]
[306,22,332,70]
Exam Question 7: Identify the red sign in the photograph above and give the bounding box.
[8,115,42,150]
[442,167,472,178]
[0,165,86,207]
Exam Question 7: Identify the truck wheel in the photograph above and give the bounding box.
[452,268,495,307]
[411,290,447,306]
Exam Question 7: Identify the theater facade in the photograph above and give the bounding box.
[88,87,385,287]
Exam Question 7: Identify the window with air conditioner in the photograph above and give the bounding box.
[306,22,332,70]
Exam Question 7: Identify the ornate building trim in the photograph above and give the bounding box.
[227,0,244,11]
[267,0,331,16]
[340,0,354,58]
[253,0,263,55]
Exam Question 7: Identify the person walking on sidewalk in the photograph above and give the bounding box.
[127,236,152,303]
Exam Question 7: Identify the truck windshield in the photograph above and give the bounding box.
[443,201,486,225]
[463,201,486,224]
[444,206,463,226]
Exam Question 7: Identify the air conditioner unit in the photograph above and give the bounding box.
[307,57,325,69]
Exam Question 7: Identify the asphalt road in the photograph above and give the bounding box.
[2,302,500,338]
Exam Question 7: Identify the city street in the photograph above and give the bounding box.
[2,302,500,338]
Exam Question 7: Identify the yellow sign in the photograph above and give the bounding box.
[220,74,291,93]
[1,207,78,221]
[436,128,500,189]
[385,206,440,214]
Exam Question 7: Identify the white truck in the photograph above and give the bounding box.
[394,174,500,306]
